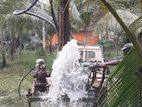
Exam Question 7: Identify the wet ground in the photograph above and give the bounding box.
[40,101,94,107]
[27,90,96,107]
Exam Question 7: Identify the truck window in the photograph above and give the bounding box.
[80,51,95,59]
[86,51,95,58]
[80,51,84,59]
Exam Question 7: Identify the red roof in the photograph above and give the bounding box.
[50,31,100,46]
[51,34,58,46]
[72,32,99,45]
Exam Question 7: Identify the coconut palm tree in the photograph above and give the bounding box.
[0,0,42,59]
[95,0,142,106]
[67,0,142,106]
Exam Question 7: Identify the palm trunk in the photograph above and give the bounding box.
[138,31,142,51]
[42,21,46,51]
[58,0,71,50]
[17,28,23,56]
[42,3,46,51]
[19,31,23,55]
[1,28,6,68]
[10,26,15,59]
[50,0,59,31]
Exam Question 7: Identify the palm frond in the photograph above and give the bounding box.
[70,0,82,22]
[77,0,95,12]
[129,16,142,36]
[24,6,55,28]
[97,48,142,106]
[96,0,142,106]
[101,0,142,61]
[0,0,27,14]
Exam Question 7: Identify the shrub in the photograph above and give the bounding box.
[35,48,46,57]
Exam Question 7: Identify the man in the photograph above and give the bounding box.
[121,43,133,56]
[102,43,133,66]
[32,59,50,95]
[35,59,45,70]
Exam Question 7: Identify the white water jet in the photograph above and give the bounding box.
[40,40,89,107]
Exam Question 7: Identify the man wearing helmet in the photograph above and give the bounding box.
[121,43,133,56]
[102,43,133,66]
[32,59,50,95]
[35,59,45,68]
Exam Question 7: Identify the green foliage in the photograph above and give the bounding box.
[13,50,35,69]
[99,39,122,60]
[0,64,32,106]
[46,52,56,71]
[98,0,142,106]
[35,48,46,57]
[13,50,56,70]
[80,11,93,26]
[97,48,142,106]
[35,48,56,71]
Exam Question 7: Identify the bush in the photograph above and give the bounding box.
[35,48,46,57]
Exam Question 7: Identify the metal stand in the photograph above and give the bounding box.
[26,89,32,107]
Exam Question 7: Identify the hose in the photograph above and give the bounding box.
[49,0,59,31]
[18,67,35,97]
[13,0,39,15]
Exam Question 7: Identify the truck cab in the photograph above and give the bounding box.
[78,45,104,63]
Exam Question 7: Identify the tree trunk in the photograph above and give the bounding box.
[16,28,23,56]
[138,31,142,51]
[58,0,71,50]
[42,3,46,51]
[49,35,53,53]
[1,28,6,68]
[42,21,46,51]
[10,26,15,59]
[19,31,23,55]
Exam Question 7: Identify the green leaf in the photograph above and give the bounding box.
[97,48,142,107]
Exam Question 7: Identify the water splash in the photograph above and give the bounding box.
[39,40,91,107]
[46,39,88,102]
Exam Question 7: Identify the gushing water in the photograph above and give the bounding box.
[40,40,93,107]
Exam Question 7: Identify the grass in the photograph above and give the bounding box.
[0,48,120,106]
[0,49,56,107]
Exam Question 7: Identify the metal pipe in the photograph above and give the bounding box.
[49,0,59,31]
[13,0,56,29]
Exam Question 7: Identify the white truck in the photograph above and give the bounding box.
[78,45,108,90]
[78,45,104,63]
